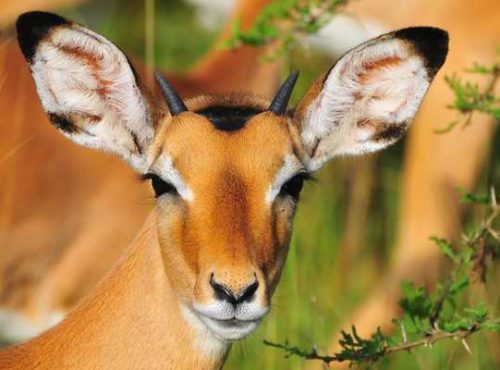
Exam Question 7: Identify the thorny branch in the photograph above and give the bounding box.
[264,188,500,366]
[437,60,500,133]
[264,324,487,365]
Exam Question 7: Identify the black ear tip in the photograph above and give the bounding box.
[16,11,69,35]
[395,26,449,75]
[16,11,70,63]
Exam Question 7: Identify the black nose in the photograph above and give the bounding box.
[209,275,259,306]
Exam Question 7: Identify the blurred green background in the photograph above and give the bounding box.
[22,0,500,368]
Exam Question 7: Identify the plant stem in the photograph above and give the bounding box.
[264,322,488,365]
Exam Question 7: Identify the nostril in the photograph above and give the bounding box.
[210,274,237,305]
[235,280,259,304]
[209,274,259,306]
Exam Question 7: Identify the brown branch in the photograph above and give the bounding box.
[263,340,340,364]
[429,281,452,328]
[384,325,479,355]
[264,322,491,365]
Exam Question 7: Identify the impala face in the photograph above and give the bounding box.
[148,102,307,340]
[17,12,448,342]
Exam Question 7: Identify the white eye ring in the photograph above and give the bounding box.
[147,154,194,202]
[265,154,307,204]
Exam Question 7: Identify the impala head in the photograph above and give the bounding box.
[17,12,448,342]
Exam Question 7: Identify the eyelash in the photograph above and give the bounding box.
[141,173,178,198]
[279,172,313,199]
[140,171,313,200]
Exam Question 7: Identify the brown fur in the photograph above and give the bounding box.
[0,0,281,332]
[151,98,302,304]
[0,37,151,321]
[358,55,402,83]
[0,216,227,369]
[0,92,307,368]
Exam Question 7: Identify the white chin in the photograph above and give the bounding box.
[199,316,260,341]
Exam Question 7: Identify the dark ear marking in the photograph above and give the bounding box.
[394,27,449,77]
[372,122,407,142]
[47,113,80,134]
[16,11,70,63]
[130,131,143,155]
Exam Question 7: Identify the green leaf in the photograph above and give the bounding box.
[442,318,472,332]
[399,282,433,319]
[449,276,469,295]
[430,236,459,262]
[464,304,488,322]
[480,321,500,332]
[224,0,350,59]
[457,188,489,205]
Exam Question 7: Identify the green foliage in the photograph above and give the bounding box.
[430,236,460,262]
[335,327,389,363]
[437,56,500,133]
[264,327,392,365]
[225,0,350,60]
[445,74,500,119]
[264,188,500,366]
[458,188,490,205]
[399,282,433,319]
[68,0,217,72]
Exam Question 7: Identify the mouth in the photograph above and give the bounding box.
[191,300,269,341]
[198,315,261,341]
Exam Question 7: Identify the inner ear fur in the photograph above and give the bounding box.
[16,11,162,172]
[294,26,449,171]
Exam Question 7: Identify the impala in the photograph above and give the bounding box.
[0,11,447,369]
[0,0,279,341]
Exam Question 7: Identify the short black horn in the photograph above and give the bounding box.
[268,69,300,115]
[154,71,188,115]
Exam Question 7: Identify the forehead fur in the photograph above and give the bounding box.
[148,92,301,167]
[185,93,269,112]
[148,102,300,188]
[146,92,311,202]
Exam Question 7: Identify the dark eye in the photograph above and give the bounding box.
[279,173,309,199]
[142,173,178,198]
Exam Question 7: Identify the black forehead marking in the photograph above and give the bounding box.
[196,106,264,132]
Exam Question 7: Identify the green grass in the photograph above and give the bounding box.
[57,1,500,368]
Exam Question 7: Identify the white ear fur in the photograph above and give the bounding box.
[21,16,155,171]
[297,28,448,171]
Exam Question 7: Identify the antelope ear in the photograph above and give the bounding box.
[16,11,160,172]
[295,27,448,171]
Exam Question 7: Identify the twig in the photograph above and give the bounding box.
[263,340,338,364]
[429,281,451,328]
[437,62,500,133]
[264,323,487,365]
[384,326,479,355]
[265,189,499,366]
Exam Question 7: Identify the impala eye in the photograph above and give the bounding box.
[279,173,311,199]
[141,173,178,198]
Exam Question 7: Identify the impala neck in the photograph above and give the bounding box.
[0,214,229,369]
